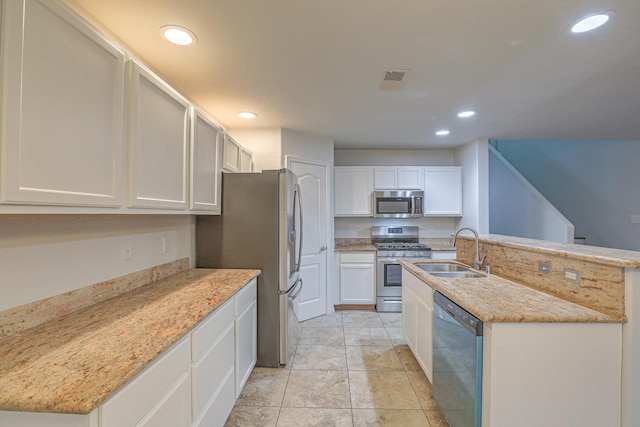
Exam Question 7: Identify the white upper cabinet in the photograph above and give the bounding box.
[222,134,252,173]
[423,166,462,216]
[127,60,190,210]
[222,134,241,173]
[334,167,373,217]
[240,148,253,172]
[190,108,222,213]
[0,0,125,207]
[374,167,423,190]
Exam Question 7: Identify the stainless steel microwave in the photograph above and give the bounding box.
[373,190,424,218]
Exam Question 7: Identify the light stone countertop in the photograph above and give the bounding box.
[0,268,261,414]
[400,260,620,323]
[479,234,640,268]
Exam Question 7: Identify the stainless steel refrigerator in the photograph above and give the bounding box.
[196,169,303,367]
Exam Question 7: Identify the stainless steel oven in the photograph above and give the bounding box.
[372,226,431,312]
[376,256,405,312]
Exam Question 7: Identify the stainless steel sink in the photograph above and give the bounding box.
[428,271,485,279]
[417,263,471,273]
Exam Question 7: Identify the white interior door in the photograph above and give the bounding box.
[287,157,329,322]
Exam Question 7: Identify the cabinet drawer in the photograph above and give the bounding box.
[192,298,234,361]
[340,252,375,263]
[100,336,190,426]
[235,279,257,315]
[192,367,236,427]
[135,372,191,427]
[192,323,235,418]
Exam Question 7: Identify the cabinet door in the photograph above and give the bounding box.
[402,285,418,351]
[222,134,241,172]
[127,61,189,209]
[403,270,434,382]
[415,298,433,382]
[374,167,397,189]
[100,337,191,426]
[235,299,257,397]
[135,372,191,427]
[190,108,221,213]
[339,263,375,304]
[397,167,423,189]
[0,0,125,207]
[334,167,373,216]
[424,166,462,216]
[235,280,257,397]
[240,148,253,172]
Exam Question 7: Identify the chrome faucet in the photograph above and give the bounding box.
[452,227,486,270]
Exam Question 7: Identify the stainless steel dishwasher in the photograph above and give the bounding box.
[433,291,483,427]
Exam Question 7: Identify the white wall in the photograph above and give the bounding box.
[493,140,640,251]
[335,149,454,166]
[0,215,194,311]
[454,138,490,233]
[227,127,282,171]
[489,146,574,243]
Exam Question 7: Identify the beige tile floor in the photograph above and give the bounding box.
[225,310,450,427]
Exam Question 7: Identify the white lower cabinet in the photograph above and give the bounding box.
[402,269,433,382]
[338,252,376,304]
[191,298,235,427]
[0,280,257,427]
[100,336,191,426]
[135,372,191,427]
[234,280,258,397]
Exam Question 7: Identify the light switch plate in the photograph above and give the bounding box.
[538,262,552,274]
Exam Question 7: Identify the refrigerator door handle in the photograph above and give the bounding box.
[289,277,303,300]
[280,276,300,295]
[293,183,303,274]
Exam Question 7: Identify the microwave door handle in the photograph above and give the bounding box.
[411,196,415,215]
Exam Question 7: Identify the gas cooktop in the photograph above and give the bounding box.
[371,226,431,257]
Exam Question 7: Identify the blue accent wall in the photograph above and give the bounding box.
[491,140,640,251]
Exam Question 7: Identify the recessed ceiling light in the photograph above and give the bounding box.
[160,25,197,45]
[457,110,476,118]
[238,111,257,119]
[570,11,615,33]
[435,130,450,136]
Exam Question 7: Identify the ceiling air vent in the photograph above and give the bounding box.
[379,69,410,90]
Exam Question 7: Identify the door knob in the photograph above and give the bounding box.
[319,246,327,252]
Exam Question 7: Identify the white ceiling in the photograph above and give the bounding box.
[64,0,640,149]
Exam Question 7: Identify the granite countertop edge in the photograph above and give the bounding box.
[0,268,261,415]
[400,260,622,324]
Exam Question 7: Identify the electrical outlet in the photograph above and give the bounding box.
[538,261,552,274]
[563,268,581,283]
[123,241,132,260]
[162,236,169,253]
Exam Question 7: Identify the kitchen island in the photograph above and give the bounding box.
[400,233,640,427]
[0,268,260,426]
